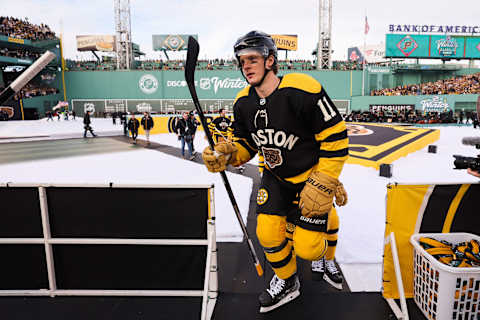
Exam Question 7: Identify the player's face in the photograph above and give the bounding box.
[239,53,265,86]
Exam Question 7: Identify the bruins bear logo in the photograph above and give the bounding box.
[262,147,283,169]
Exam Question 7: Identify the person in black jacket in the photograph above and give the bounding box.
[176,111,195,160]
[128,113,140,144]
[120,112,127,135]
[83,111,96,138]
[189,111,200,154]
[141,112,154,145]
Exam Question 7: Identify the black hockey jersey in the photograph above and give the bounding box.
[231,73,348,183]
[209,116,233,135]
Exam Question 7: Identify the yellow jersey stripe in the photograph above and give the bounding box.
[320,138,349,152]
[315,121,346,141]
[233,86,250,104]
[278,73,322,93]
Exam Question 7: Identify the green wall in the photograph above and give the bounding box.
[64,70,362,102]
[22,93,63,115]
[63,68,480,115]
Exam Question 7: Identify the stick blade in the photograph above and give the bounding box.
[185,36,199,85]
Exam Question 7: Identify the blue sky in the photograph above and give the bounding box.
[2,0,480,62]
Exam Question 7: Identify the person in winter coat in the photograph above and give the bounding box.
[83,111,96,138]
[141,112,154,145]
[128,113,140,144]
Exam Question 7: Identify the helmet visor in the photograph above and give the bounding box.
[234,46,268,59]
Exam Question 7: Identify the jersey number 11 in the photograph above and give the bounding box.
[317,96,336,122]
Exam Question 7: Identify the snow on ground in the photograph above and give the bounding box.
[0,118,252,242]
[1,119,479,291]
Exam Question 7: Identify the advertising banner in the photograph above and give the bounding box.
[369,104,414,113]
[347,47,364,63]
[271,35,298,51]
[348,43,385,63]
[417,95,453,112]
[76,35,115,52]
[152,34,198,51]
[386,34,480,59]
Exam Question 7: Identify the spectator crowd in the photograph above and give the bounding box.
[67,58,366,72]
[0,16,56,41]
[0,47,42,60]
[345,109,478,125]
[371,73,480,96]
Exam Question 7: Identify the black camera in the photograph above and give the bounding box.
[453,136,480,171]
[453,155,480,171]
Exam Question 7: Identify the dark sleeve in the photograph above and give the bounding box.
[299,87,344,134]
[298,87,348,178]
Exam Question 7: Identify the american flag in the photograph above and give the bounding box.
[365,16,370,35]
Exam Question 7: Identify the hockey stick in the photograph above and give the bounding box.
[185,36,263,277]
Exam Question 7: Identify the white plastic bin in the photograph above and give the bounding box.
[410,233,480,320]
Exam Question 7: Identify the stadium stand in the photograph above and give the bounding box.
[371,72,480,96]
[0,16,56,41]
[345,109,478,124]
[0,16,61,119]
[66,58,363,71]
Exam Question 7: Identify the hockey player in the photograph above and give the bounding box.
[208,108,234,144]
[201,31,348,313]
[208,108,245,173]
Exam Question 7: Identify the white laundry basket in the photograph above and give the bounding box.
[410,233,480,320]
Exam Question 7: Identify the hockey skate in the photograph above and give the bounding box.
[323,259,343,290]
[311,257,325,281]
[259,274,300,313]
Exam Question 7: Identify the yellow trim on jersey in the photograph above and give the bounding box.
[284,167,315,184]
[317,156,348,179]
[278,73,322,93]
[258,152,265,173]
[284,155,349,184]
[315,121,347,141]
[320,138,349,152]
[233,86,250,104]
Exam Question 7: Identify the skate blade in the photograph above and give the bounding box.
[259,289,300,313]
[323,274,343,290]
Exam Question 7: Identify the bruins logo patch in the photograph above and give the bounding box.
[257,188,269,205]
[262,147,283,168]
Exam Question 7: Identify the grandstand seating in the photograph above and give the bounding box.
[371,73,480,96]
[0,16,60,106]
